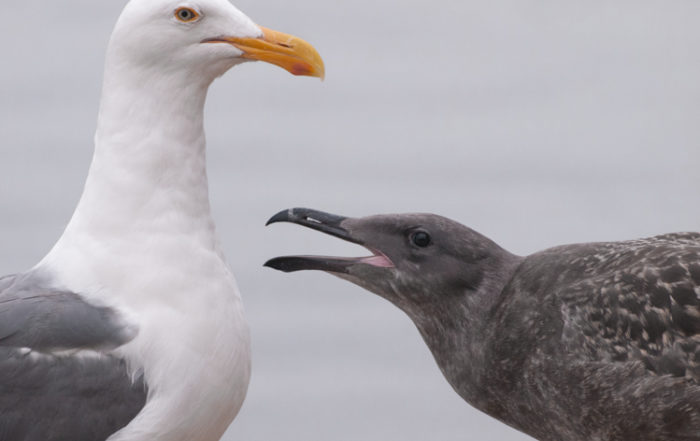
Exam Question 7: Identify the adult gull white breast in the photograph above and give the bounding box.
[0,0,323,440]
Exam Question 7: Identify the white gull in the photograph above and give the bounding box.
[0,0,323,440]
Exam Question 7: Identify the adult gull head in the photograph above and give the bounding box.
[108,0,323,81]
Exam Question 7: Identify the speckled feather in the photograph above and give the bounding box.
[483,232,700,441]
[559,233,700,378]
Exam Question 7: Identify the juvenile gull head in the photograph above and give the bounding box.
[265,208,517,315]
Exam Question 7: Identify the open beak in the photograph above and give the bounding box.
[204,27,325,79]
[264,208,394,273]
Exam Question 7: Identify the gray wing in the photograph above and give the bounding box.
[558,232,700,381]
[0,273,136,351]
[0,272,147,441]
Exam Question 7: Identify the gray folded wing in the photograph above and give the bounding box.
[0,273,137,351]
[0,272,147,441]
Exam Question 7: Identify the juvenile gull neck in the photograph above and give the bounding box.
[407,249,524,412]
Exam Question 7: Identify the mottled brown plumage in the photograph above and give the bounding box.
[266,208,700,441]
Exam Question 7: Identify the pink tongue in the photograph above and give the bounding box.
[360,255,394,268]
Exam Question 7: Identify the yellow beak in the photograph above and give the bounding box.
[205,26,325,79]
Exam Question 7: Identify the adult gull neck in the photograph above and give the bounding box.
[68,50,215,243]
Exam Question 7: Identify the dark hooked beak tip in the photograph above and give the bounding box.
[265,208,356,243]
[265,210,291,226]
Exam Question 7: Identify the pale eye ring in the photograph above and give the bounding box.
[175,7,200,23]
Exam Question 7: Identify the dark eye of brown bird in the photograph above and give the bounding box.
[411,231,431,247]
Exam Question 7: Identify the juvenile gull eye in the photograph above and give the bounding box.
[411,231,431,248]
[175,7,199,22]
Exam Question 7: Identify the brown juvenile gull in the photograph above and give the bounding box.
[265,207,700,441]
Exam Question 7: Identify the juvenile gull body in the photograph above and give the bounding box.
[0,2,323,440]
[266,208,700,441]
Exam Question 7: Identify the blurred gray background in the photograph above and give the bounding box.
[1,0,699,440]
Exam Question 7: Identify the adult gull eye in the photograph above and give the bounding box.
[175,7,199,22]
[411,231,431,248]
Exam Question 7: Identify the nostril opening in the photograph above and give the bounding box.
[306,217,322,224]
[278,43,292,48]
